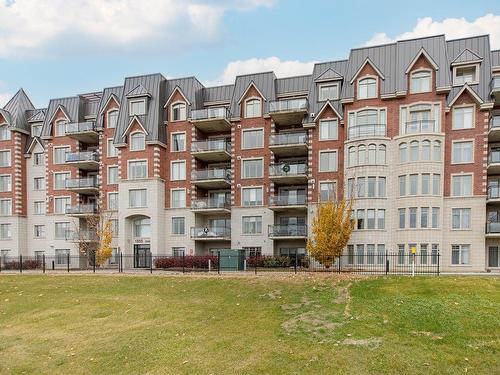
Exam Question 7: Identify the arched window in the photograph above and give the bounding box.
[245,98,261,118]
[358,145,366,165]
[357,77,377,99]
[433,140,442,161]
[377,145,386,164]
[134,217,151,238]
[410,141,419,162]
[172,102,187,121]
[0,124,10,141]
[130,132,145,151]
[411,70,431,93]
[55,119,67,137]
[368,144,377,164]
[399,143,407,163]
[348,146,356,167]
[422,140,431,161]
[107,110,118,128]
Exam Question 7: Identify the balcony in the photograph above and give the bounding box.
[269,98,308,126]
[66,176,99,194]
[490,76,500,101]
[191,198,231,215]
[191,140,231,162]
[191,168,231,189]
[404,120,437,135]
[269,194,307,212]
[489,115,500,142]
[191,107,231,133]
[65,151,99,171]
[269,161,308,185]
[65,230,98,242]
[268,224,307,240]
[486,221,500,237]
[348,123,386,140]
[65,121,98,143]
[488,151,500,174]
[66,204,98,217]
[190,227,231,241]
[269,132,308,157]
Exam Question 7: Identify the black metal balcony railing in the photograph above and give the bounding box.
[269,98,308,113]
[270,132,307,146]
[489,151,500,164]
[405,120,436,134]
[190,227,231,239]
[65,204,98,215]
[268,224,307,237]
[348,124,386,140]
[65,121,96,134]
[269,195,307,206]
[191,168,231,181]
[490,116,500,129]
[486,221,500,233]
[191,140,231,153]
[65,151,99,163]
[490,76,500,92]
[191,198,231,210]
[191,107,230,121]
[65,176,99,189]
[269,161,307,177]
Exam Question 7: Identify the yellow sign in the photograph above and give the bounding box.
[411,247,417,254]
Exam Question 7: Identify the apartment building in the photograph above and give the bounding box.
[0,34,499,272]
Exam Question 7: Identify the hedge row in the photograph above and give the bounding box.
[154,255,218,269]
[2,260,42,270]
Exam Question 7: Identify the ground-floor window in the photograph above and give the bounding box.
[172,247,185,257]
[451,244,470,265]
[108,248,118,264]
[488,246,499,267]
[34,250,44,262]
[55,249,70,265]
[243,247,261,257]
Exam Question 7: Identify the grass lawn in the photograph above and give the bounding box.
[0,274,498,375]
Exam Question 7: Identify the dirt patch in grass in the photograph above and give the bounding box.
[281,311,343,338]
[411,331,444,340]
[341,338,382,348]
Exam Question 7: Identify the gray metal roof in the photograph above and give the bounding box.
[276,75,311,95]
[203,85,234,103]
[1,89,35,132]
[165,76,204,110]
[96,86,124,128]
[126,84,151,98]
[41,96,82,137]
[27,109,46,123]
[452,48,483,64]
[492,50,500,68]
[230,71,277,116]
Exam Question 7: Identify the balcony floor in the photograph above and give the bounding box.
[192,150,231,162]
[66,187,99,195]
[269,144,308,157]
[66,161,99,171]
[489,127,500,142]
[270,110,307,126]
[192,179,232,189]
[269,175,308,186]
[269,204,307,213]
[190,207,231,215]
[66,131,99,144]
[192,118,231,133]
[488,163,500,174]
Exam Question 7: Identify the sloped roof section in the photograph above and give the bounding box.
[27,109,46,123]
[230,72,277,116]
[165,77,204,110]
[276,75,312,95]
[492,50,500,67]
[2,89,35,132]
[203,84,234,103]
[96,86,124,128]
[41,96,82,137]
[452,48,483,64]
[126,84,151,98]
[314,68,342,82]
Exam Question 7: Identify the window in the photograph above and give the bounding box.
[348,147,356,167]
[377,210,385,230]
[0,150,10,167]
[399,143,407,162]
[171,160,186,181]
[33,152,44,166]
[348,109,386,139]
[130,132,145,151]
[454,65,478,85]
[357,209,365,230]
[377,145,386,164]
[451,244,470,265]
[488,246,500,268]
[318,83,339,101]
[399,208,406,229]
[245,98,261,118]
[242,129,263,149]
[242,159,263,178]
[129,189,147,208]
[111,219,119,237]
[0,125,10,141]
[432,207,440,229]
[366,210,375,229]
[367,177,376,198]
[0,175,11,192]
[356,244,365,264]
[421,207,429,228]
[410,141,419,162]
[108,166,118,184]
[54,173,69,190]
[433,141,441,161]
[421,174,430,195]
[171,189,186,208]
[378,177,386,197]
[452,141,473,164]
[128,160,147,180]
[133,218,150,237]
[54,222,69,239]
[108,193,119,210]
[171,133,186,152]
[242,216,262,234]
[421,140,431,161]
[171,103,187,121]
[242,187,263,206]
[172,247,185,257]
[54,120,67,136]
[357,177,365,198]
[367,144,376,164]
[34,177,45,190]
[409,174,418,195]
[347,178,355,198]
[55,249,70,265]
[358,145,366,164]
[452,175,472,197]
[107,139,118,157]
[319,119,338,140]
[453,106,474,129]
[0,199,11,215]
[34,201,45,215]
[409,207,417,228]
[54,147,69,164]
[54,197,70,214]
[0,224,10,239]
[411,70,431,93]
[34,225,45,238]
[452,208,471,229]
[357,77,377,99]
[319,151,337,172]
[243,247,262,257]
[366,244,375,265]
[320,182,336,202]
[129,99,146,116]
[107,110,118,128]
[171,217,185,235]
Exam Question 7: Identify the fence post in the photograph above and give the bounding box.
[385,250,389,275]
[182,252,185,274]
[437,253,440,275]
[338,256,341,274]
[19,254,22,273]
[67,253,70,273]
[254,256,257,275]
[217,251,220,274]
[120,251,123,273]
[43,254,45,274]
[93,252,96,273]
[150,253,153,274]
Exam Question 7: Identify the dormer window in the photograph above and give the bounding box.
[411,70,431,93]
[171,102,187,121]
[318,83,339,101]
[55,119,67,136]
[31,123,42,137]
[129,99,146,116]
[357,77,377,99]
[107,110,118,128]
[453,65,479,85]
[130,132,146,151]
[245,98,261,118]
[0,125,10,141]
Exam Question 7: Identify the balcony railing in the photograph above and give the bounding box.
[66,176,99,189]
[486,221,500,233]
[269,161,307,177]
[490,116,500,129]
[348,124,386,140]
[65,151,99,163]
[269,195,307,206]
[191,140,231,153]
[489,151,500,164]
[269,98,308,113]
[405,120,436,134]
[268,224,307,237]
[270,132,307,146]
[65,230,98,241]
[190,227,231,239]
[65,121,96,134]
[191,198,231,210]
[191,107,230,121]
[65,204,98,215]
[191,168,231,181]
[491,76,500,92]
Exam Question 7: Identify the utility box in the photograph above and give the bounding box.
[214,249,245,271]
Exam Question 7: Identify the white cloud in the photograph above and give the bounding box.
[208,57,316,85]
[0,93,12,108]
[364,14,500,49]
[0,0,273,58]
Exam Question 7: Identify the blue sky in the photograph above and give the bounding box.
[0,0,499,108]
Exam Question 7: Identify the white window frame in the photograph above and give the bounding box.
[453,64,480,86]
[452,105,475,130]
[244,97,262,118]
[33,177,45,191]
[0,124,11,141]
[33,200,45,215]
[171,160,186,181]
[410,69,432,94]
[107,165,119,185]
[319,118,339,141]
[107,138,118,157]
[129,99,146,116]
[171,217,186,235]
[129,131,146,151]
[54,119,68,137]
[242,216,263,235]
[128,159,148,180]
[54,196,71,214]
[318,82,340,101]
[0,150,11,167]
[107,192,119,211]
[319,180,337,202]
[319,150,338,172]
[0,198,12,216]
[452,208,472,230]
[170,188,187,208]
[451,173,473,197]
[357,76,378,100]
[241,157,264,179]
[171,131,186,152]
[451,244,470,265]
[107,109,118,129]
[241,186,263,207]
[53,146,70,164]
[53,172,70,190]
[241,128,264,150]
[451,139,474,164]
[128,189,147,208]
[171,101,187,122]
[33,152,44,166]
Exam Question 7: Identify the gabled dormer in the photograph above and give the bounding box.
[405,48,439,94]
[164,86,191,122]
[350,58,384,100]
[126,84,151,117]
[238,81,266,119]
[314,68,343,102]
[451,48,483,87]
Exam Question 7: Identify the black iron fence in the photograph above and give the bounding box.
[0,252,440,275]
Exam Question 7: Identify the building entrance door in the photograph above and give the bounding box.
[134,244,151,268]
